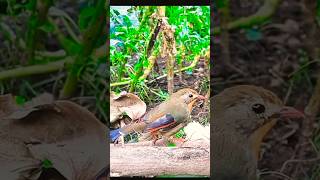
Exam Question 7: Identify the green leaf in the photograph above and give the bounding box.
[42,159,53,169]
[123,15,132,26]
[15,96,26,105]
[143,59,149,67]
[129,73,135,80]
[112,9,120,16]
[61,38,82,55]
[216,0,229,9]
[38,21,55,33]
[175,129,185,138]
[28,16,38,28]
[25,0,36,11]
[167,142,176,147]
[79,7,96,30]
[245,29,263,41]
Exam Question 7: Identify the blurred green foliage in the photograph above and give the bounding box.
[0,1,107,123]
[110,6,209,104]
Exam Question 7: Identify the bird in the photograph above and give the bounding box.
[110,88,206,144]
[212,85,304,180]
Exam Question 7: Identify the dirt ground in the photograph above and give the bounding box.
[213,0,320,179]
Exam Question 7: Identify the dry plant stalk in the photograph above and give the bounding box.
[158,6,177,95]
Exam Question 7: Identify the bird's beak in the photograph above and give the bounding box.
[196,95,206,100]
[278,106,305,119]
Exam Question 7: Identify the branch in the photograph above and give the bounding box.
[110,50,206,87]
[0,58,73,81]
[110,140,210,177]
[147,52,203,84]
[0,43,106,81]
[213,0,282,35]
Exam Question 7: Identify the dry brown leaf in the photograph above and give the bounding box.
[2,93,55,120]
[27,135,106,180]
[0,95,107,180]
[110,91,146,123]
[0,94,18,118]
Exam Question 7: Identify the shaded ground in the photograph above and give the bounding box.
[213,0,320,179]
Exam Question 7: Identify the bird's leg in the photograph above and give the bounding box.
[120,135,125,147]
[113,134,125,147]
[151,132,166,146]
[119,120,125,147]
[162,123,187,147]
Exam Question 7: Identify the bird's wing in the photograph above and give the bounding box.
[143,103,168,123]
[144,114,177,133]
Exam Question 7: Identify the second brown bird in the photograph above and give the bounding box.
[212,85,304,180]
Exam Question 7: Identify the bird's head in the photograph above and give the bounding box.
[213,85,304,137]
[171,88,206,109]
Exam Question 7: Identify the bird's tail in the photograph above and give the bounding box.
[110,122,147,142]
[110,129,122,142]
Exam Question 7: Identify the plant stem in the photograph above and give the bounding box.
[213,0,282,35]
[110,50,206,87]
[59,0,105,99]
[0,43,106,81]
[26,0,53,64]
[0,58,73,81]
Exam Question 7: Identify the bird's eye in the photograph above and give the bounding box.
[189,94,193,98]
[252,103,265,114]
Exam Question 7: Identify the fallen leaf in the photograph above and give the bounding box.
[0,94,18,118]
[3,93,55,120]
[110,91,146,123]
[0,98,107,179]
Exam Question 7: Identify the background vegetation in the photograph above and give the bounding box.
[0,0,108,123]
[110,6,210,102]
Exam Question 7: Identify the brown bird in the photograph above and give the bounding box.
[212,85,304,180]
[110,88,206,144]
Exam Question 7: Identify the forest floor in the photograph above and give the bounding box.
[214,0,320,179]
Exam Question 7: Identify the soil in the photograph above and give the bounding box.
[213,0,320,179]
